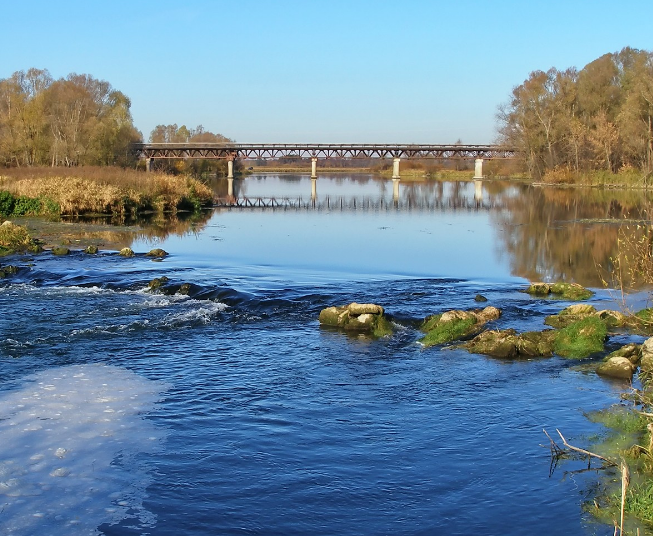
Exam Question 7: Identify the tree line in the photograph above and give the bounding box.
[498,47,653,180]
[0,68,142,167]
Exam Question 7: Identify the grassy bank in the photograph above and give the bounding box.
[0,166,213,216]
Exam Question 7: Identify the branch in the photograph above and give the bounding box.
[556,429,617,467]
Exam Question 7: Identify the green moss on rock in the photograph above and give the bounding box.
[318,302,393,338]
[463,329,556,359]
[0,221,40,255]
[420,317,477,347]
[526,282,593,301]
[553,317,608,358]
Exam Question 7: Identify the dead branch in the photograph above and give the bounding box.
[556,429,618,467]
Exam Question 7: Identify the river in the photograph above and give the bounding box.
[1,173,651,535]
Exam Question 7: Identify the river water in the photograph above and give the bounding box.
[1,174,652,535]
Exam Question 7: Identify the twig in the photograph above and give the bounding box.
[556,429,618,467]
[543,428,564,456]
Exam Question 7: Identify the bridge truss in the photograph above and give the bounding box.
[133,143,516,160]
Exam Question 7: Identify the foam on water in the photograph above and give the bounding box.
[0,364,168,535]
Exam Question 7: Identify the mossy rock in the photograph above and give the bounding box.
[51,246,70,256]
[119,247,135,257]
[146,248,168,258]
[526,282,593,301]
[148,276,169,290]
[545,304,597,328]
[463,329,556,359]
[318,302,393,338]
[420,316,478,347]
[474,294,488,302]
[605,343,640,365]
[553,317,608,359]
[0,264,19,278]
[419,306,501,348]
[0,221,40,254]
[178,283,192,295]
[85,245,99,254]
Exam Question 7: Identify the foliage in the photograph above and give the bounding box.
[498,47,653,180]
[0,68,142,168]
[0,221,40,253]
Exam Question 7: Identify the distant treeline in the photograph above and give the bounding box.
[498,47,653,180]
[0,68,142,168]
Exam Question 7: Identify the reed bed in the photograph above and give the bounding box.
[0,167,213,215]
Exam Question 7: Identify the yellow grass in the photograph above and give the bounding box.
[0,167,213,215]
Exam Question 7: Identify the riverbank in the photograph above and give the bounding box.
[0,166,213,217]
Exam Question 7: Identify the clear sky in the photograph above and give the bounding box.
[1,0,651,144]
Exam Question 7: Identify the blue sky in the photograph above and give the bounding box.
[1,0,651,143]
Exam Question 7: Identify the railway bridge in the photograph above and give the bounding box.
[133,143,516,180]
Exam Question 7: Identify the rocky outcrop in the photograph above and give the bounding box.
[318,302,393,338]
[51,246,70,255]
[419,306,501,348]
[85,245,98,254]
[526,282,593,301]
[146,248,168,258]
[119,247,135,257]
[148,276,169,291]
[463,329,556,359]
[545,304,626,329]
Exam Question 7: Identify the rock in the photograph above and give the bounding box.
[474,294,488,302]
[119,247,135,257]
[606,343,641,365]
[640,337,653,375]
[348,302,384,315]
[420,306,501,348]
[597,309,628,328]
[51,246,70,255]
[85,245,98,254]
[0,265,19,278]
[146,248,168,258]
[596,356,636,380]
[178,283,192,295]
[318,302,392,338]
[148,276,169,290]
[545,304,597,328]
[463,329,556,359]
[553,317,607,359]
[526,282,593,301]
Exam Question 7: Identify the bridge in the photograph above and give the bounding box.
[133,143,516,179]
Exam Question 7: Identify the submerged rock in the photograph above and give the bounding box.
[553,317,608,359]
[0,264,19,278]
[178,283,192,295]
[85,245,99,254]
[526,282,593,301]
[318,302,392,338]
[146,248,168,258]
[463,329,556,359]
[419,306,501,348]
[119,247,135,257]
[474,294,488,302]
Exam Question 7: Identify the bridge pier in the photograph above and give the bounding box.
[227,159,234,179]
[311,157,318,179]
[145,158,153,173]
[474,179,483,203]
[392,157,401,179]
[473,158,484,179]
[227,178,234,198]
[392,178,400,202]
[311,178,317,200]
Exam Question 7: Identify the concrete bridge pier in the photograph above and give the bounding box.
[227,178,234,198]
[311,178,317,200]
[311,157,318,179]
[392,157,401,179]
[227,159,234,179]
[145,157,153,172]
[392,178,400,202]
[473,158,484,179]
